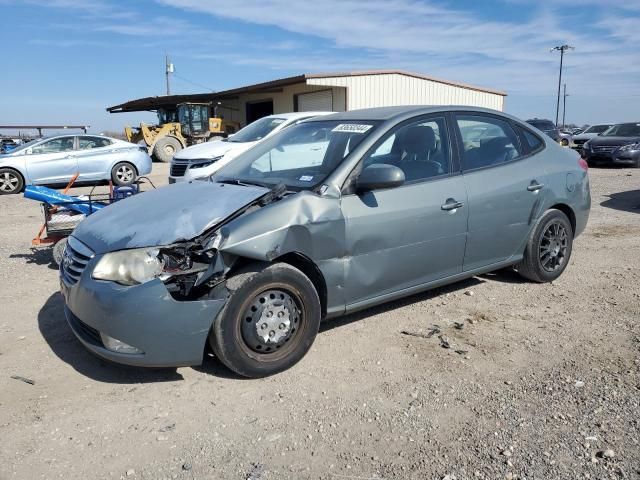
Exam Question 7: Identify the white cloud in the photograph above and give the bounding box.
[157,0,639,99]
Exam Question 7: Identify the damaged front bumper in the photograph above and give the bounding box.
[60,258,226,367]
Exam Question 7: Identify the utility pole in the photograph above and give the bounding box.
[165,54,174,96]
[551,45,574,127]
[562,83,569,129]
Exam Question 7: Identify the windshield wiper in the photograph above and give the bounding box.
[216,178,269,188]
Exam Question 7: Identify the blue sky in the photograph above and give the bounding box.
[1,0,639,134]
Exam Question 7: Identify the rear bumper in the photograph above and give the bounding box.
[61,264,226,367]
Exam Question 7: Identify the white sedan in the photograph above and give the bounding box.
[168,112,332,183]
[0,134,152,194]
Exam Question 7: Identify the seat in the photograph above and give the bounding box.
[397,125,444,181]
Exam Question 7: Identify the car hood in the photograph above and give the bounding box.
[173,140,255,160]
[572,133,599,141]
[589,136,640,146]
[72,181,270,254]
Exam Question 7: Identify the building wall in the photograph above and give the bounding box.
[230,84,347,125]
[308,73,505,111]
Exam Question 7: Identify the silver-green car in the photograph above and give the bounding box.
[60,106,590,377]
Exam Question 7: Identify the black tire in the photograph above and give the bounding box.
[209,262,321,378]
[153,136,182,163]
[52,237,68,267]
[111,162,137,186]
[0,168,24,195]
[516,209,573,283]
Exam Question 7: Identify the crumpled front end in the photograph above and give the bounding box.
[61,246,227,367]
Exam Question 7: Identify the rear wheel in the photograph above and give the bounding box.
[153,136,182,163]
[111,162,137,186]
[0,168,24,195]
[209,262,321,378]
[516,209,573,283]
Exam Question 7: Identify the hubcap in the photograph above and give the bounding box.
[116,166,134,183]
[539,221,568,272]
[164,144,176,155]
[241,289,301,354]
[0,172,19,192]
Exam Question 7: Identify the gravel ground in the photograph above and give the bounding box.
[0,164,638,480]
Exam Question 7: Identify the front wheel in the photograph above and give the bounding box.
[516,209,573,283]
[0,168,24,195]
[153,136,182,162]
[209,262,321,378]
[111,162,137,186]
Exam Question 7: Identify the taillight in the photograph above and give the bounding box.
[578,158,588,171]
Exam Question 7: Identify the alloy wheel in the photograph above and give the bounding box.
[539,221,569,272]
[116,165,134,183]
[0,171,20,193]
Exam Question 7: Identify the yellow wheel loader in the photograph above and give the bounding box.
[124,103,240,162]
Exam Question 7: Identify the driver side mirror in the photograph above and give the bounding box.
[356,164,405,192]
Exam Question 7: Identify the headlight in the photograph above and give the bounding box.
[618,143,640,152]
[189,155,223,170]
[92,248,164,285]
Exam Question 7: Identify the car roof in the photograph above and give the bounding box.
[266,111,333,120]
[307,105,517,123]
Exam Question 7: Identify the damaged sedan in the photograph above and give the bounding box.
[60,106,590,378]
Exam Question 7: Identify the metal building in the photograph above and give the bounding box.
[108,70,506,126]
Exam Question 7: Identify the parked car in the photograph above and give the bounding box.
[169,112,332,183]
[60,106,590,377]
[526,119,561,143]
[582,122,640,167]
[570,124,613,152]
[0,134,152,195]
[558,130,572,147]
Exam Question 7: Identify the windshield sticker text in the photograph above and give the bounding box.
[299,175,314,182]
[332,124,373,134]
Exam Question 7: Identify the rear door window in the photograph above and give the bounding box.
[78,136,112,150]
[456,115,523,171]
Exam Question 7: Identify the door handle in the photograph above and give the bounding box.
[441,198,464,211]
[527,181,544,192]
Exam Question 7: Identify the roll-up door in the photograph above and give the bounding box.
[297,90,333,111]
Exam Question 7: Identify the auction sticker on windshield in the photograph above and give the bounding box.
[332,124,373,134]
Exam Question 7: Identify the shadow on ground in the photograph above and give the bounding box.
[601,189,640,214]
[9,248,58,270]
[39,268,522,381]
[38,292,183,383]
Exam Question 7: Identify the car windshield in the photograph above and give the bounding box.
[227,117,287,143]
[215,120,379,190]
[601,123,640,137]
[584,125,610,134]
[4,137,43,153]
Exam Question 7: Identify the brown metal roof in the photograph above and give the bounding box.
[107,70,506,114]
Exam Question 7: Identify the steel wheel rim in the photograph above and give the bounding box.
[240,289,302,355]
[0,172,19,192]
[164,144,176,155]
[539,220,568,272]
[116,166,134,183]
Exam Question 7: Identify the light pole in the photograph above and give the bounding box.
[562,83,569,129]
[551,45,574,127]
[165,54,174,96]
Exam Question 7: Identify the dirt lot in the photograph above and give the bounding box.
[0,164,638,480]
